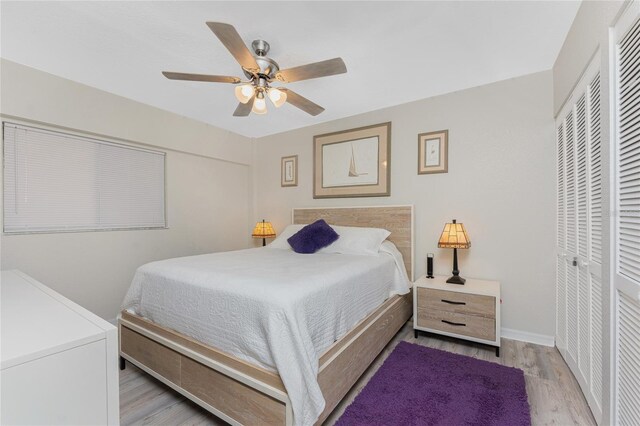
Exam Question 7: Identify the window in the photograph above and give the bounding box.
[3,123,166,233]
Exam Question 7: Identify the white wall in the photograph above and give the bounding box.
[0,60,253,320]
[254,71,556,339]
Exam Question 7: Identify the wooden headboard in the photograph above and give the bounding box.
[292,205,414,280]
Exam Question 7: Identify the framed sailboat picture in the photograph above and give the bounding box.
[313,122,391,198]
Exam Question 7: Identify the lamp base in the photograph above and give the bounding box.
[446,275,466,285]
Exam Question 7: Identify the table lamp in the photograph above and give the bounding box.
[437,219,471,284]
[252,220,276,246]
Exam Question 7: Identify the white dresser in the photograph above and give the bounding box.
[1,270,119,425]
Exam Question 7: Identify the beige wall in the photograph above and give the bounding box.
[0,60,253,320]
[0,60,251,164]
[254,71,556,340]
[553,0,626,116]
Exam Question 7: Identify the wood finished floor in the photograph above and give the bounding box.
[120,321,596,425]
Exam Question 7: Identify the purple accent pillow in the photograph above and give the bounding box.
[287,219,339,254]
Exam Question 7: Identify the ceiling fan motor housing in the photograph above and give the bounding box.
[251,39,270,56]
[243,40,280,80]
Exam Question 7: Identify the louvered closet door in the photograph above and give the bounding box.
[566,108,580,367]
[555,53,603,423]
[588,74,604,409]
[613,4,640,425]
[576,94,591,385]
[557,123,567,352]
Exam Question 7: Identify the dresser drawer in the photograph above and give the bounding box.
[417,288,495,318]
[417,308,496,341]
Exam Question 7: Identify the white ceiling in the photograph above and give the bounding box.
[0,1,580,138]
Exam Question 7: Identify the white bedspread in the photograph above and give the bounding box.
[121,241,410,425]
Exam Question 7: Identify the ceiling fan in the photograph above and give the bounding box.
[162,22,347,117]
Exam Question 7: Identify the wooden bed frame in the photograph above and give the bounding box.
[119,205,414,425]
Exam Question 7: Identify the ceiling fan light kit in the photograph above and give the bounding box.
[162,22,347,117]
[252,91,268,115]
[268,88,287,108]
[235,84,254,104]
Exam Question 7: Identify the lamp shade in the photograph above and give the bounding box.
[252,96,268,115]
[437,220,471,249]
[252,220,276,239]
[268,88,287,108]
[235,84,254,104]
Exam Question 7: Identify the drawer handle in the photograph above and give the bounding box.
[442,319,466,327]
[441,299,466,305]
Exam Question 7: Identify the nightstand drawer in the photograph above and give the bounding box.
[417,288,495,318]
[417,308,496,341]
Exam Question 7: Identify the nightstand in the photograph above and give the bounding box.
[413,275,501,356]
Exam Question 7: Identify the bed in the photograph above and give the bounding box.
[118,205,414,426]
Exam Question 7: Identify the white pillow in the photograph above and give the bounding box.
[266,224,305,249]
[320,225,391,256]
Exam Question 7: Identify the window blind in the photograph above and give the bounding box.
[3,123,166,233]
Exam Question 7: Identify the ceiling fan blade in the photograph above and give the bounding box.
[280,89,325,116]
[206,22,259,72]
[162,72,241,84]
[275,58,347,83]
[233,96,255,117]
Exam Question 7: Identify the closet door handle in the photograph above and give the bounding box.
[442,319,466,327]
[441,299,466,305]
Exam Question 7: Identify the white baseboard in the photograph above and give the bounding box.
[501,328,555,347]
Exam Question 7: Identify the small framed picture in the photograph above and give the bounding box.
[418,130,448,174]
[281,155,298,187]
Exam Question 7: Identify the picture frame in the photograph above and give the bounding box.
[418,130,448,174]
[281,155,298,187]
[313,122,391,198]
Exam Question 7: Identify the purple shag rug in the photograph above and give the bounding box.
[335,341,531,426]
